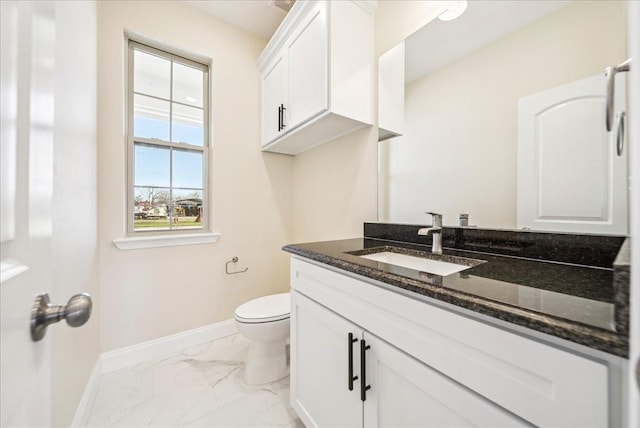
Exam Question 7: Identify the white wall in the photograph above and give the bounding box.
[97,1,293,352]
[379,0,627,228]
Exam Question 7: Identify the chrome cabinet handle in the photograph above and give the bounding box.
[31,293,92,341]
[605,66,615,132]
[636,357,640,392]
[616,111,625,156]
[605,58,631,132]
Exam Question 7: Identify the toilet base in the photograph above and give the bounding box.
[244,339,288,385]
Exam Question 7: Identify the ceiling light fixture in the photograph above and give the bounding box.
[438,0,468,22]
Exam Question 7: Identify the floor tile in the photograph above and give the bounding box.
[86,334,302,428]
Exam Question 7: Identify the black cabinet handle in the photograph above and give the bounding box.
[360,339,371,401]
[277,105,282,131]
[348,333,358,391]
[281,104,286,129]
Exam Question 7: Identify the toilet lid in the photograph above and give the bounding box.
[234,292,290,323]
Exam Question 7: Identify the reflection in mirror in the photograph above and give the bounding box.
[379,0,628,235]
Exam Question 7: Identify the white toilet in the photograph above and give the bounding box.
[234,292,290,385]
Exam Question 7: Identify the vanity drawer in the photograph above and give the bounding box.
[291,257,609,427]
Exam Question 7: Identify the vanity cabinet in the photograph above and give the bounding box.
[256,0,375,155]
[290,257,612,427]
[291,292,362,428]
[292,291,524,427]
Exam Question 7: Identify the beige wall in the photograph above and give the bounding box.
[96,0,448,350]
[380,0,627,228]
[98,1,293,352]
[292,126,378,243]
[291,1,447,243]
[375,0,451,57]
[51,1,100,425]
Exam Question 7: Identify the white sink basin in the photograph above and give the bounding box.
[359,251,472,276]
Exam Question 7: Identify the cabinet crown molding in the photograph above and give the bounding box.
[256,0,377,72]
[257,0,318,72]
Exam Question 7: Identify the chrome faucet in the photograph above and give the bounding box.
[418,212,443,254]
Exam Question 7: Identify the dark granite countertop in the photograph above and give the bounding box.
[283,237,629,358]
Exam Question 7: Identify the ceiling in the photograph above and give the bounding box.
[184,0,288,40]
[183,0,571,84]
[405,0,571,84]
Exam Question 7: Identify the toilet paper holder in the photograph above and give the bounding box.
[226,256,248,275]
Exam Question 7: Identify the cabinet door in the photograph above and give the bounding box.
[262,53,287,145]
[291,291,362,428]
[286,2,328,130]
[362,333,529,428]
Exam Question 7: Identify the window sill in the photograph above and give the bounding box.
[113,232,221,250]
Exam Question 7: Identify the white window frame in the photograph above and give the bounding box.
[126,39,210,235]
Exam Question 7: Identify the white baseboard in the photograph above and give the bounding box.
[70,357,103,428]
[71,320,237,426]
[100,319,237,373]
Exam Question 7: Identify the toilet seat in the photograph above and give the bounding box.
[234,292,290,324]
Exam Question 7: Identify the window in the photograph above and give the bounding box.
[127,40,209,232]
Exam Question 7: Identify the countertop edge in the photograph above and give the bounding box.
[283,244,629,358]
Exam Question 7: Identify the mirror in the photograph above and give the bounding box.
[378,0,629,235]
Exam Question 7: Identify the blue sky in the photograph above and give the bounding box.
[134,137,203,190]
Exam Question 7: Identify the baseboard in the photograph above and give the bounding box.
[70,357,103,428]
[100,319,237,373]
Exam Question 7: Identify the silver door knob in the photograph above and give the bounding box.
[31,293,92,341]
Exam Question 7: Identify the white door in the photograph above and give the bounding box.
[517,73,628,234]
[1,1,97,426]
[362,333,527,427]
[1,1,55,425]
[286,2,328,130]
[290,291,363,428]
[262,53,288,145]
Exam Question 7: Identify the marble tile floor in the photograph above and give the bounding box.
[86,334,304,427]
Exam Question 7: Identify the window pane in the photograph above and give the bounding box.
[172,189,203,229]
[134,144,170,187]
[173,62,204,108]
[134,94,170,140]
[134,186,170,230]
[171,103,203,146]
[172,149,203,189]
[134,50,170,99]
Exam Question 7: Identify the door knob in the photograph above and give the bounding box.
[31,293,92,341]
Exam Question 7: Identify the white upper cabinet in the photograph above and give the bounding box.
[257,0,376,155]
[286,4,327,130]
[261,53,288,144]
